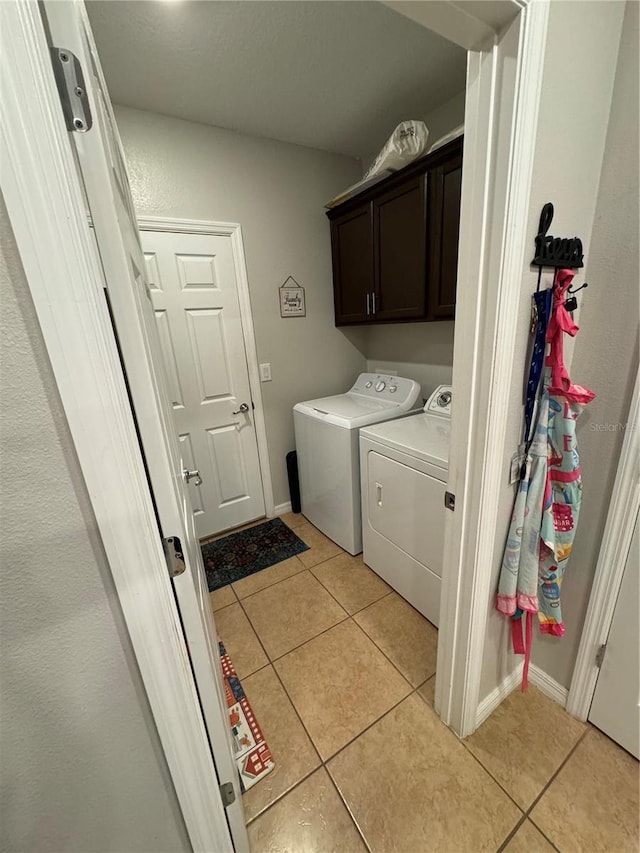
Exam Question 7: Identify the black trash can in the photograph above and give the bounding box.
[286,450,301,514]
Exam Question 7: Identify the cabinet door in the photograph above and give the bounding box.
[428,152,462,319]
[373,176,427,321]
[330,203,374,325]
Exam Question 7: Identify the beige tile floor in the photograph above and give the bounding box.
[209,515,640,853]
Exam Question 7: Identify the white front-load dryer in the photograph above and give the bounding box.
[359,385,452,626]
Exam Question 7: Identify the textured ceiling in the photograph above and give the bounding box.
[86,0,467,159]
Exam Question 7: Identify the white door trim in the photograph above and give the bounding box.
[567,368,640,720]
[431,0,550,736]
[0,3,235,850]
[138,215,275,522]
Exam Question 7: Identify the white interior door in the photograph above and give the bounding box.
[589,513,640,758]
[141,229,265,538]
[42,2,249,848]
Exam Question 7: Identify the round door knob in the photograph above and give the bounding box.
[232,402,250,414]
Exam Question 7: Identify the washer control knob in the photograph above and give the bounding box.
[364,381,373,388]
[389,385,397,393]
[375,380,386,392]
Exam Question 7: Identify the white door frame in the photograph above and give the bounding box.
[566,368,640,719]
[398,0,550,736]
[138,215,275,524]
[1,3,554,848]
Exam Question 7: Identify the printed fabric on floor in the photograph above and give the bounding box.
[219,639,274,792]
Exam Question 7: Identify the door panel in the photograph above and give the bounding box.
[142,229,265,537]
[589,514,639,758]
[42,2,249,847]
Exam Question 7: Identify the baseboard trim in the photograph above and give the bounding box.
[475,665,523,729]
[273,501,292,516]
[474,662,570,732]
[528,663,568,707]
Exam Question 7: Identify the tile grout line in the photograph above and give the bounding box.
[308,560,393,617]
[350,610,433,689]
[525,726,590,816]
[522,728,591,852]
[235,548,346,605]
[232,556,308,602]
[266,538,428,691]
[244,764,320,828]
[495,813,529,853]
[244,676,424,841]
[324,764,373,853]
[303,567,420,687]
[492,727,591,853]
[235,545,407,675]
[458,740,530,820]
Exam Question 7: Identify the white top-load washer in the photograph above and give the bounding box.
[359,385,452,626]
[293,373,421,555]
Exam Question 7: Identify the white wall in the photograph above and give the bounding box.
[365,322,455,402]
[0,199,189,852]
[114,106,367,508]
[423,90,466,146]
[530,0,639,688]
[480,0,631,699]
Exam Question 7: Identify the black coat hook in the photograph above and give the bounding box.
[568,282,589,295]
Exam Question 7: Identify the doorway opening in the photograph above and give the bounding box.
[2,4,572,849]
[86,1,471,844]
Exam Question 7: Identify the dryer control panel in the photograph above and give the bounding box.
[424,384,453,418]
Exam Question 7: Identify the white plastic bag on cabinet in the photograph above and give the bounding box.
[364,121,429,180]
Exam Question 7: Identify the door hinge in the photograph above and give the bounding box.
[444,491,455,511]
[50,47,93,133]
[595,643,607,668]
[162,536,186,578]
[219,781,236,808]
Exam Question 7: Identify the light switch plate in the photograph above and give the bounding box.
[259,363,272,382]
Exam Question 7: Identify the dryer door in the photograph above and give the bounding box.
[367,451,446,578]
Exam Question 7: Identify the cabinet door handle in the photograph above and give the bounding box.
[372,292,376,314]
[376,482,383,507]
[366,293,370,316]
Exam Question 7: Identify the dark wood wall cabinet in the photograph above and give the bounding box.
[328,136,463,326]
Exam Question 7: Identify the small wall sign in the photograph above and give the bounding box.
[279,276,306,317]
